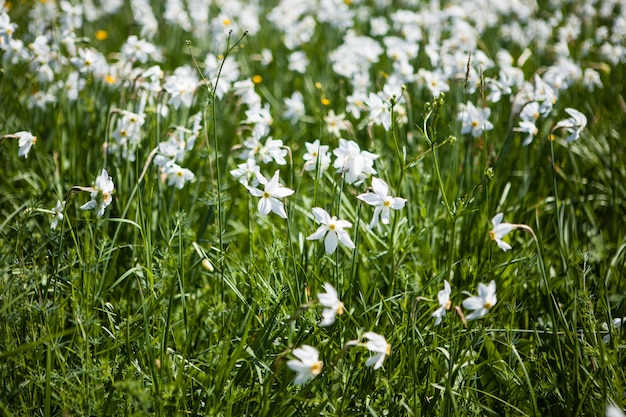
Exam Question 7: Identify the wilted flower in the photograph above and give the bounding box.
[246,170,294,219]
[80,168,115,217]
[357,177,406,229]
[306,207,355,254]
[318,283,344,326]
[287,345,323,385]
[432,280,452,326]
[462,280,497,320]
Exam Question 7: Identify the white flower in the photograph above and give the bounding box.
[602,317,624,344]
[606,404,626,417]
[164,164,195,189]
[79,168,115,217]
[357,177,406,229]
[306,207,355,254]
[462,280,497,320]
[364,92,392,131]
[432,280,452,326]
[553,107,587,143]
[230,159,261,186]
[287,345,323,385]
[332,138,378,185]
[490,213,516,252]
[303,139,331,173]
[318,283,344,326]
[50,199,65,230]
[458,102,494,138]
[246,170,294,219]
[15,131,37,158]
[363,332,391,370]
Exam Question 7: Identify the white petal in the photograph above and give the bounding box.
[324,232,339,254]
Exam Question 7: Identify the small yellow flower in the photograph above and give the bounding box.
[95,30,108,41]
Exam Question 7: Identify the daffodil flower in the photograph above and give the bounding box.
[363,332,391,370]
[246,170,294,219]
[287,345,323,385]
[432,280,452,325]
[357,177,406,229]
[553,107,587,143]
[317,283,344,326]
[462,280,497,320]
[79,168,115,217]
[489,213,536,252]
[306,207,355,254]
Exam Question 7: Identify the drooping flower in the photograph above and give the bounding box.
[362,332,391,370]
[357,177,406,229]
[432,280,452,326]
[79,168,115,217]
[318,283,344,326]
[15,131,37,158]
[552,107,587,143]
[462,280,497,320]
[306,207,355,254]
[246,170,294,219]
[286,345,323,385]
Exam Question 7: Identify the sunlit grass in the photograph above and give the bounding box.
[0,0,625,416]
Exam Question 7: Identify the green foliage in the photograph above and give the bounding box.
[1,0,625,416]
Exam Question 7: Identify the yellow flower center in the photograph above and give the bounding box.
[489,230,496,241]
[263,191,270,199]
[337,302,344,315]
[311,361,323,376]
[329,223,336,231]
[385,343,392,356]
[484,301,493,309]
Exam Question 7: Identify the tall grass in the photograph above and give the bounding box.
[1,0,625,416]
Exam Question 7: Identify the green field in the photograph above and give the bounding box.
[1,0,625,415]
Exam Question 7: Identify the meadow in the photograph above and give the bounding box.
[1,0,625,415]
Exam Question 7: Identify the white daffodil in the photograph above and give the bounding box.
[317,283,344,326]
[462,280,497,320]
[79,168,115,217]
[50,199,65,230]
[164,164,195,189]
[357,177,406,229]
[363,332,391,370]
[246,170,294,219]
[432,280,452,326]
[303,139,331,173]
[306,207,355,254]
[16,131,37,158]
[287,345,323,385]
[490,213,517,252]
[489,213,535,252]
[332,139,379,185]
[553,107,587,143]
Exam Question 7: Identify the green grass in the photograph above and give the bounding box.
[1,0,625,415]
